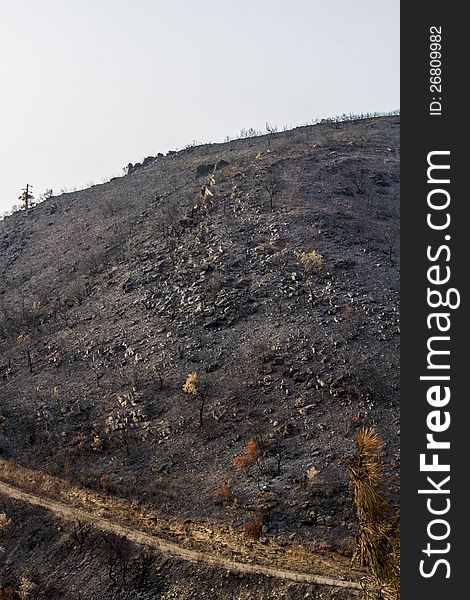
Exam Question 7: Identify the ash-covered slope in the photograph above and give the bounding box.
[0,117,399,553]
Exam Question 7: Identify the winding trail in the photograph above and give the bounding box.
[0,478,361,592]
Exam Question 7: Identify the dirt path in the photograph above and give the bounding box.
[0,479,361,592]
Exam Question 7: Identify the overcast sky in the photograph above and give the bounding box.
[0,0,399,214]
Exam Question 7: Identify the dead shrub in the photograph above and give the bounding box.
[99,474,113,492]
[306,467,319,483]
[16,334,33,374]
[69,278,88,306]
[233,455,251,470]
[183,371,198,395]
[244,513,263,540]
[182,371,208,427]
[18,577,38,600]
[233,439,261,470]
[100,533,133,585]
[71,520,91,554]
[349,427,400,599]
[0,512,10,528]
[91,433,105,454]
[342,304,361,338]
[79,250,105,277]
[212,484,232,505]
[298,250,325,306]
[246,439,261,461]
[343,304,357,319]
[298,250,324,273]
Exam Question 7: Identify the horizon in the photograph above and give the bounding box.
[0,0,399,214]
[1,110,399,218]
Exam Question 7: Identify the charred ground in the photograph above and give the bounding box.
[0,116,399,597]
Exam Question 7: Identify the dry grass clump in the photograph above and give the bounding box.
[306,467,319,483]
[0,512,10,529]
[183,371,198,395]
[349,427,400,599]
[298,250,324,273]
[298,250,325,306]
[18,577,38,600]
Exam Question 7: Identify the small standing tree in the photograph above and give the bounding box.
[208,271,224,310]
[151,360,165,391]
[71,520,91,553]
[266,122,278,135]
[39,189,53,202]
[183,371,208,428]
[298,250,325,306]
[264,172,279,212]
[0,511,10,532]
[342,304,360,339]
[16,334,33,373]
[383,223,399,266]
[69,277,88,306]
[101,534,133,585]
[133,549,156,589]
[265,122,278,147]
[19,184,34,210]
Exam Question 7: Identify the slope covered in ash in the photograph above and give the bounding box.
[0,117,399,554]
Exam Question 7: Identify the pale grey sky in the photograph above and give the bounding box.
[0,0,399,213]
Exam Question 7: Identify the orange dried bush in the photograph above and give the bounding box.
[233,439,261,470]
[233,455,251,470]
[212,484,232,505]
[246,439,260,461]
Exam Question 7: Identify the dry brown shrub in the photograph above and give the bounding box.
[246,439,260,461]
[212,484,232,505]
[99,474,112,492]
[349,427,400,599]
[91,434,105,454]
[234,439,261,470]
[233,455,251,470]
[244,513,263,540]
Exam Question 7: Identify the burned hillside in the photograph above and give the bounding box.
[0,116,399,597]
